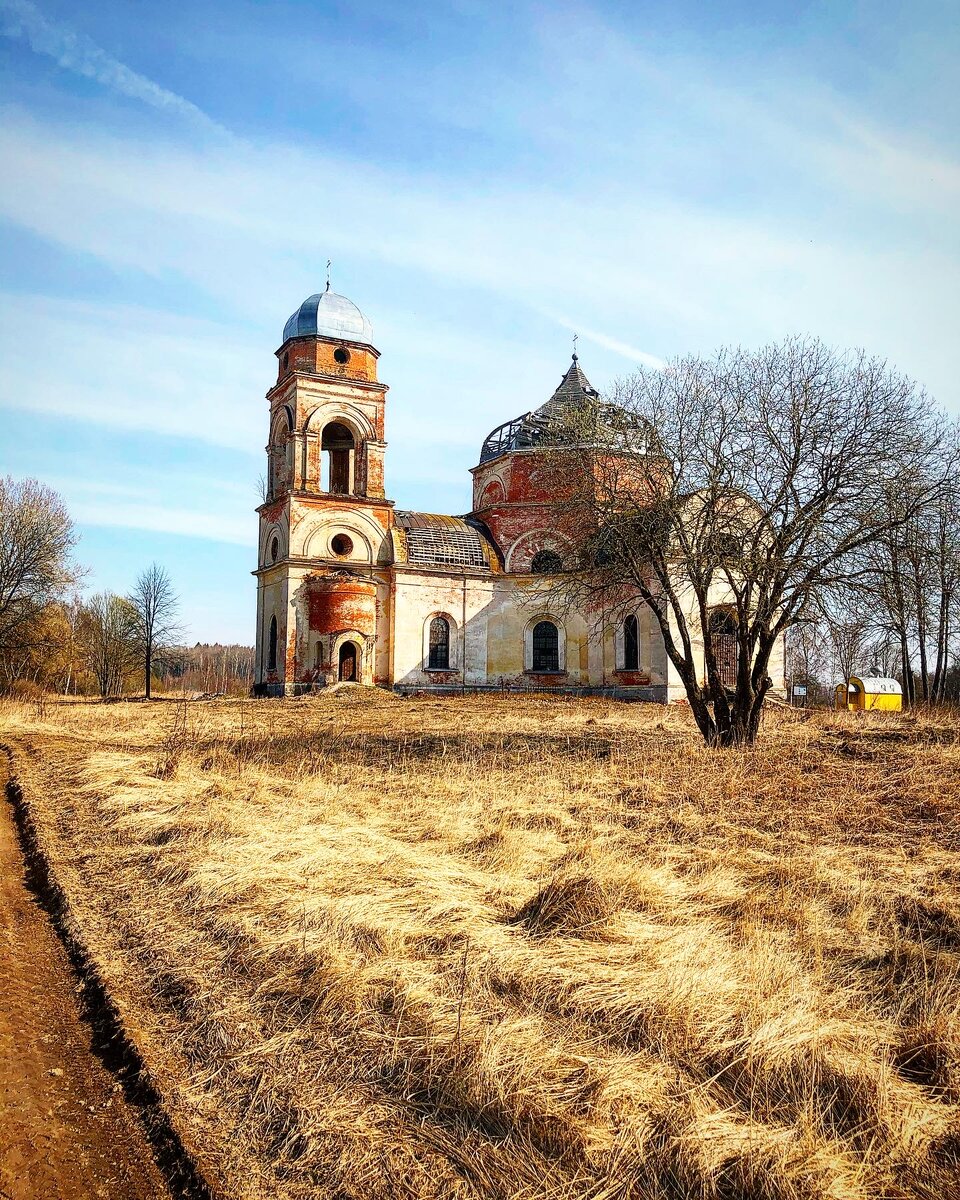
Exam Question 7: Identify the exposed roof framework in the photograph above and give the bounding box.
[479,355,651,464]
[395,511,496,569]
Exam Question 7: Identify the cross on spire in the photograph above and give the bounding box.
[325,259,332,291]
[572,332,579,361]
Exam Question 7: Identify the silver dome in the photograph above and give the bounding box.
[282,287,373,345]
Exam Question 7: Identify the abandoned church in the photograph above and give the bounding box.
[253,287,786,699]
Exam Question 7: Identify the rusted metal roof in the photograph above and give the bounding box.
[395,511,497,570]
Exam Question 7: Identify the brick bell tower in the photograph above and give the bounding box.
[254,283,393,695]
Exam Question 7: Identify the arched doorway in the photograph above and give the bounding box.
[338,640,360,682]
[708,609,738,691]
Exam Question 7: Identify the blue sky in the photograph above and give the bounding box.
[1,0,957,643]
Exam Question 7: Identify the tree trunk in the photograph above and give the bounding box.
[932,589,950,702]
[913,570,930,701]
[899,627,914,706]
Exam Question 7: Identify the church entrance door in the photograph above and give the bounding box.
[338,641,359,682]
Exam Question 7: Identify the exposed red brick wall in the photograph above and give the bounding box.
[308,577,378,636]
[278,338,380,384]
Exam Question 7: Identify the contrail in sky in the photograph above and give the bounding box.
[0,0,228,136]
[545,310,666,370]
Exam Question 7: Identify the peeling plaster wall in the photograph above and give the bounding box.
[256,567,290,686]
[390,570,496,688]
[387,571,672,693]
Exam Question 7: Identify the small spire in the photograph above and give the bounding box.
[325,259,332,291]
[572,332,579,361]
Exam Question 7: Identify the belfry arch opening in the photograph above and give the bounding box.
[322,422,356,495]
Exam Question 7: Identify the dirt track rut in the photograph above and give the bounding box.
[0,753,171,1200]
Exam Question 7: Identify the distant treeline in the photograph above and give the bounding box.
[156,644,255,696]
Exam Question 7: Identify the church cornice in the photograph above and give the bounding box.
[252,558,394,579]
[265,371,388,403]
[255,492,396,516]
[275,334,381,359]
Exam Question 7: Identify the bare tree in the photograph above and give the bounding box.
[784,610,830,704]
[81,592,140,698]
[128,564,181,698]
[930,476,960,700]
[0,477,76,659]
[815,584,876,697]
[862,431,960,705]
[542,339,947,746]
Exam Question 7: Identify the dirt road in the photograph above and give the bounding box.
[0,754,171,1200]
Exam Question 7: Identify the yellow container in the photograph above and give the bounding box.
[835,676,903,712]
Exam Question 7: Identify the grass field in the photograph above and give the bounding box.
[3,691,960,1200]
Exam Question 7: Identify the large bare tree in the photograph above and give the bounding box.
[544,339,948,746]
[128,563,181,699]
[0,477,76,660]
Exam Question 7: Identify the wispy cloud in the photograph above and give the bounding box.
[39,476,254,547]
[71,495,252,546]
[1,0,957,638]
[0,292,265,450]
[0,0,228,136]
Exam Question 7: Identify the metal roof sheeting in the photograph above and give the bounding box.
[282,288,373,345]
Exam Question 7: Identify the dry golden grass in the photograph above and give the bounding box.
[3,691,960,1200]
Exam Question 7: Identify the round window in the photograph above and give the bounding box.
[334,346,350,365]
[270,536,279,563]
[531,549,563,574]
[331,533,353,557]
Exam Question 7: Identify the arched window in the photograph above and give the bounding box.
[321,422,356,495]
[530,549,563,574]
[428,616,450,669]
[624,614,640,670]
[268,409,293,499]
[532,621,559,672]
[267,615,278,672]
[708,608,738,691]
